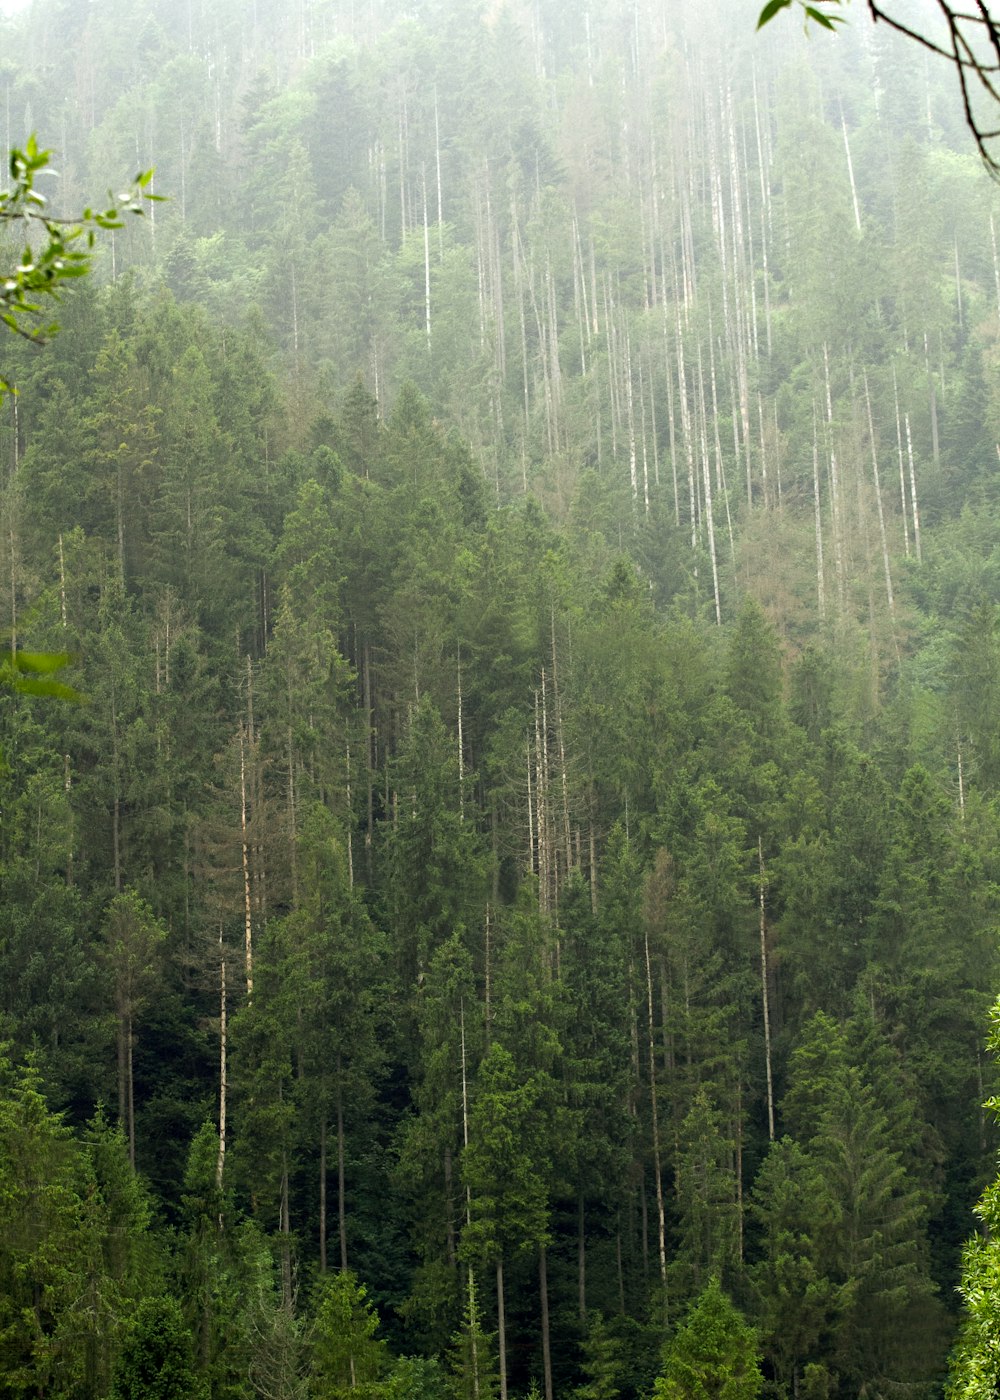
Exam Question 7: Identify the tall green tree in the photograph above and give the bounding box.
[652,1278,762,1400]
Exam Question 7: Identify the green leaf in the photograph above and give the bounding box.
[1,649,76,674]
[9,676,81,701]
[803,5,845,26]
[757,0,793,28]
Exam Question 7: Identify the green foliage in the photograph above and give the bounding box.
[461,1043,549,1268]
[757,0,845,32]
[0,138,158,394]
[111,1295,204,1400]
[0,4,996,1396]
[310,1270,387,1399]
[948,1000,1000,1397]
[652,1278,762,1400]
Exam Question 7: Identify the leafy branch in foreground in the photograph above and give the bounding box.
[758,1,1000,176]
[757,0,846,33]
[0,649,80,702]
[0,135,162,394]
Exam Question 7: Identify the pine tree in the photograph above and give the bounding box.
[652,1278,762,1400]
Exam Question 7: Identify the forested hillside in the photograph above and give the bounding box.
[1,0,1000,1395]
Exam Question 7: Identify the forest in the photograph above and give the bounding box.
[2,0,1000,1395]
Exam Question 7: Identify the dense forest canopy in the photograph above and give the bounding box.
[3,0,1000,1396]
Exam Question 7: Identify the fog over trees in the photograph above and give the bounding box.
[1,0,1000,1395]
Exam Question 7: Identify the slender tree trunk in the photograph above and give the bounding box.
[625,328,638,508]
[423,166,432,347]
[457,650,466,820]
[893,366,912,556]
[445,1147,456,1268]
[57,532,67,628]
[616,1230,626,1313]
[696,344,721,624]
[863,371,896,622]
[550,611,573,884]
[823,345,846,613]
[286,725,298,906]
[217,933,227,1191]
[279,1144,292,1307]
[467,1267,481,1400]
[539,1244,553,1400]
[497,1256,508,1400]
[578,1192,587,1323]
[434,88,443,258]
[758,839,775,1142]
[958,738,966,819]
[905,412,922,562]
[117,1012,127,1138]
[345,743,354,889]
[319,1115,328,1272]
[644,926,667,1294]
[126,1015,136,1166]
[364,643,374,876]
[482,920,492,1047]
[239,724,254,999]
[813,408,826,620]
[929,374,940,470]
[841,111,861,231]
[337,1058,348,1271]
[526,738,535,885]
[111,678,122,892]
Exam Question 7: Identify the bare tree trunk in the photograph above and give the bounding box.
[539,1245,553,1400]
[423,166,432,348]
[813,408,826,620]
[958,738,966,819]
[111,677,122,892]
[57,532,67,628]
[527,738,535,885]
[116,1013,127,1138]
[279,1144,292,1307]
[433,87,444,259]
[616,1230,626,1314]
[319,1115,327,1272]
[126,1012,136,1166]
[644,926,667,1294]
[625,327,638,508]
[239,723,254,999]
[550,611,573,885]
[893,366,912,557]
[467,1267,482,1400]
[445,1146,456,1268]
[823,344,846,613]
[217,932,227,1191]
[534,687,548,915]
[497,1257,508,1400]
[841,111,861,232]
[457,650,465,821]
[345,743,354,890]
[578,1192,587,1324]
[905,412,922,563]
[758,839,775,1142]
[364,643,374,877]
[696,344,722,624]
[337,1058,348,1271]
[924,372,935,470]
[863,371,896,622]
[286,725,298,906]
